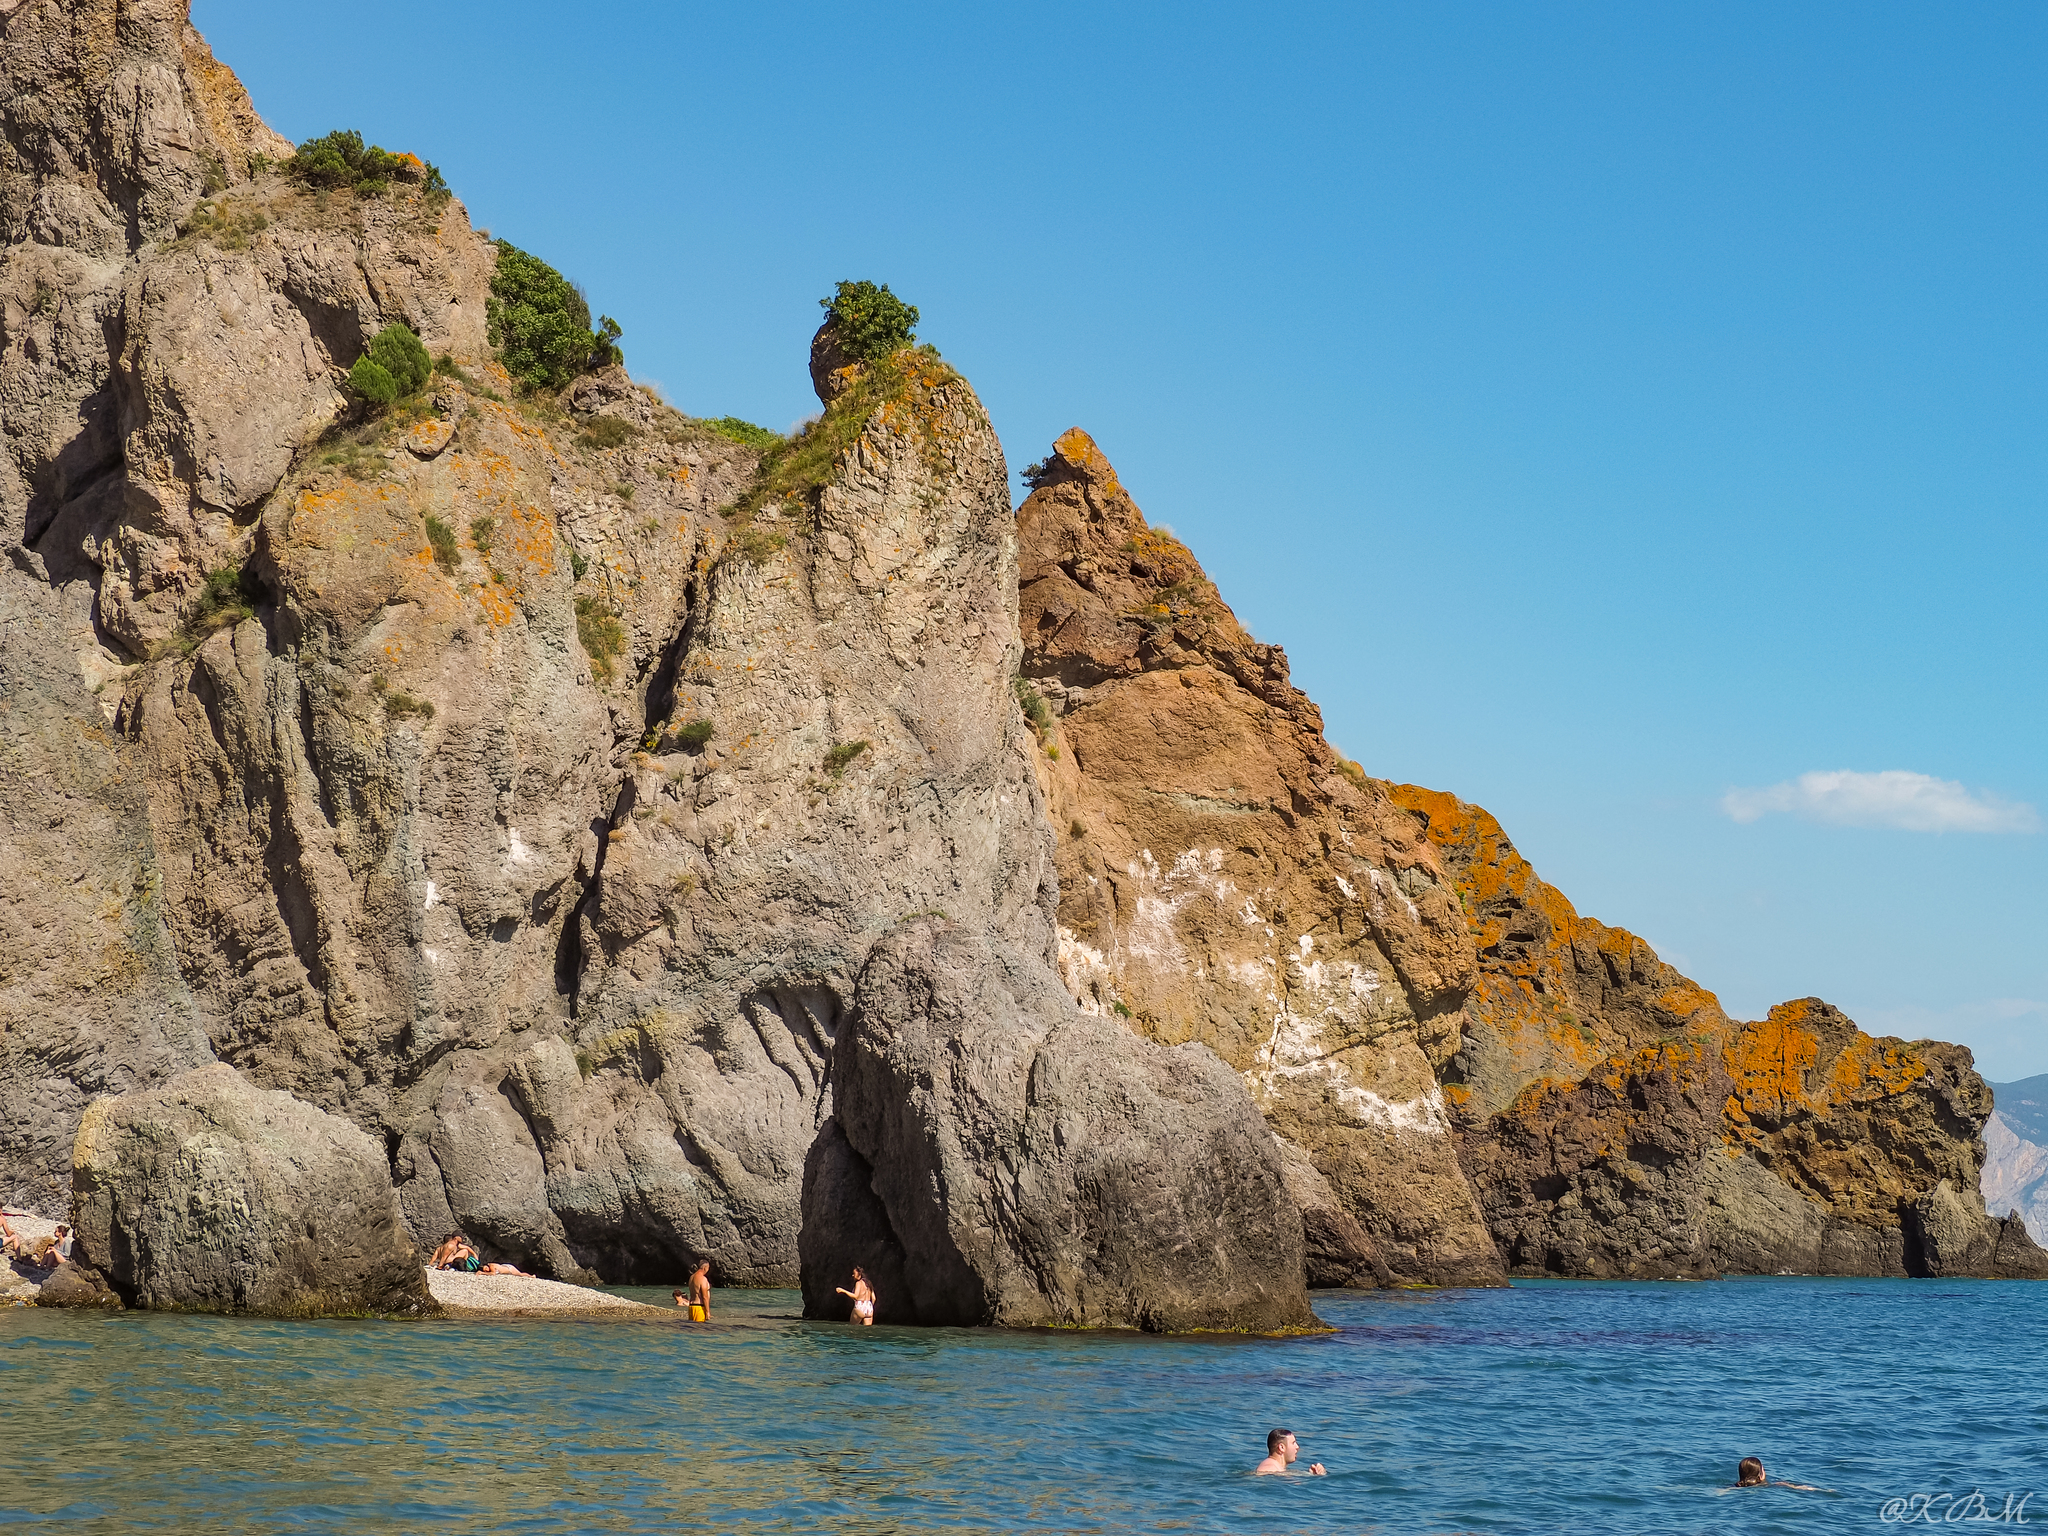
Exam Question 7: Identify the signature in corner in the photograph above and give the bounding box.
[1880,1491,2034,1525]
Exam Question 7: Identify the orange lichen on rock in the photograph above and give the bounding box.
[1053,427,1120,486]
[1723,998,1929,1138]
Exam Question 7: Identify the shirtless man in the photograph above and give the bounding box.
[429,1233,470,1270]
[687,1260,712,1320]
[1735,1457,1817,1491]
[1255,1428,1325,1476]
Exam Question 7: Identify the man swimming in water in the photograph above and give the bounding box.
[1736,1457,1817,1490]
[1255,1428,1325,1476]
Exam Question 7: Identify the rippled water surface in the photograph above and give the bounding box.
[1,1278,2041,1533]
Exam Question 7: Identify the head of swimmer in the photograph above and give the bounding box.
[1737,1458,1766,1487]
[1267,1429,1299,1466]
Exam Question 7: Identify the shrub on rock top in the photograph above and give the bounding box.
[287,129,445,198]
[488,241,625,391]
[818,280,918,363]
[347,322,431,405]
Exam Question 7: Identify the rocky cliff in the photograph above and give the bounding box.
[0,0,1311,1321]
[1011,431,2046,1285]
[0,0,2035,1315]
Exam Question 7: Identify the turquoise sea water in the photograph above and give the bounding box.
[1,1278,2041,1534]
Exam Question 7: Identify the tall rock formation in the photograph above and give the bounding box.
[799,917,1315,1331]
[0,1,1312,1327]
[1014,429,1501,1287]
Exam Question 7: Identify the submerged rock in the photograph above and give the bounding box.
[72,1065,433,1316]
[803,919,1317,1332]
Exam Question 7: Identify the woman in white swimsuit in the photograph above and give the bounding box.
[835,1266,877,1326]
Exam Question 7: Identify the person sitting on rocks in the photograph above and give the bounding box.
[1735,1457,1816,1490]
[35,1225,72,1269]
[1255,1428,1325,1476]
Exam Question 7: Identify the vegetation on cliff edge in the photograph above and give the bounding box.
[488,242,624,391]
[820,280,919,362]
[719,343,956,536]
[287,130,447,201]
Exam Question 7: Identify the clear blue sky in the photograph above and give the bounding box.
[192,1,2048,1079]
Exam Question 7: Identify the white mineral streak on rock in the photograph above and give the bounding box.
[1118,847,1237,977]
[1362,865,1420,922]
[1243,943,1449,1137]
[507,829,534,866]
[1335,874,1357,900]
[423,880,438,910]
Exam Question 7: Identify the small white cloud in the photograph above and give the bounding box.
[1721,770,2040,834]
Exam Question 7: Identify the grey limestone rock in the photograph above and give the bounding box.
[803,918,1317,1331]
[72,1063,432,1315]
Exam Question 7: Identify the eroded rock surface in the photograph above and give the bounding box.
[803,918,1315,1331]
[1015,429,1499,1286]
[1395,784,2048,1279]
[72,1063,432,1314]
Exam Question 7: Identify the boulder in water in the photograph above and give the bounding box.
[802,919,1317,1332]
[72,1065,432,1316]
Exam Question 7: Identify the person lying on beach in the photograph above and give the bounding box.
[1735,1457,1816,1490]
[1255,1428,1325,1475]
[430,1234,530,1277]
[835,1266,876,1326]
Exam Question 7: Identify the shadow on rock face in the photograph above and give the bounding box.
[798,918,1317,1333]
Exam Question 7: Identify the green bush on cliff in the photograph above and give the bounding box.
[287,130,445,199]
[699,416,783,451]
[819,280,918,363]
[488,242,624,391]
[347,323,432,406]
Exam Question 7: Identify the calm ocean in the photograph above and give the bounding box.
[1,1278,2038,1533]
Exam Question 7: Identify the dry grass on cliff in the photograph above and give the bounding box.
[717,345,958,538]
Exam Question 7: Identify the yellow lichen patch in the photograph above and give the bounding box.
[1054,426,1120,485]
[1826,1033,1928,1102]
[473,581,516,627]
[1723,1005,1823,1121]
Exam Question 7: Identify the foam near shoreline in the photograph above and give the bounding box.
[424,1269,667,1318]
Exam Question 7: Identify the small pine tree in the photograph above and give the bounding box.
[368,323,431,395]
[348,356,399,404]
[348,322,430,405]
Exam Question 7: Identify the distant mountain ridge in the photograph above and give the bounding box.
[1986,1076,2048,1245]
